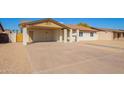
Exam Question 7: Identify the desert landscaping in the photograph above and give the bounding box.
[0,40,124,74]
[0,43,31,73]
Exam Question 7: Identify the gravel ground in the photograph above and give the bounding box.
[27,42,124,74]
[84,40,124,49]
[0,43,31,74]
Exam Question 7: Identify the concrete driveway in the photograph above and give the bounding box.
[27,41,124,74]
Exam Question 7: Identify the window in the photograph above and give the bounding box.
[79,32,83,37]
[90,32,94,37]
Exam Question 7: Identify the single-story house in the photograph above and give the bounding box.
[20,18,99,45]
[20,18,124,45]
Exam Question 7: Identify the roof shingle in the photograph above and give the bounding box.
[66,24,99,32]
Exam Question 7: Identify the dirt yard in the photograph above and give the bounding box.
[0,40,124,74]
[0,43,31,73]
[84,40,124,49]
[27,41,124,74]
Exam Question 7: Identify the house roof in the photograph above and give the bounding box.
[66,24,99,32]
[20,18,124,33]
[20,18,99,32]
[0,23,4,31]
[20,18,70,29]
[94,28,124,32]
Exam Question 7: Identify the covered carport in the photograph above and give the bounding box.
[20,18,76,45]
[27,26,62,43]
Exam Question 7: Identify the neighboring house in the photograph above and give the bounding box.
[66,24,99,41]
[0,23,9,43]
[95,28,124,40]
[20,18,124,45]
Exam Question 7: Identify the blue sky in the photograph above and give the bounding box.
[0,18,124,31]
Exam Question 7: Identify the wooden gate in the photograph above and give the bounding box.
[16,33,23,42]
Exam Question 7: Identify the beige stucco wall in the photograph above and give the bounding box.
[70,31,77,42]
[97,31,113,40]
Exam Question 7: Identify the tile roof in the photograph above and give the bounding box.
[95,28,124,32]
[66,24,99,32]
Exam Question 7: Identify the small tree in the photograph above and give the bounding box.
[77,22,92,28]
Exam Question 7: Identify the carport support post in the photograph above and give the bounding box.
[119,32,123,40]
[64,29,67,43]
[23,27,28,45]
[115,32,118,40]
[121,33,123,38]
[76,29,79,42]
[69,29,73,42]
[59,30,63,42]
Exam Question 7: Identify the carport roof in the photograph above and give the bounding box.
[20,18,70,29]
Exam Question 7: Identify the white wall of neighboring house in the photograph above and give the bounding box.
[70,31,98,42]
[9,32,16,42]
